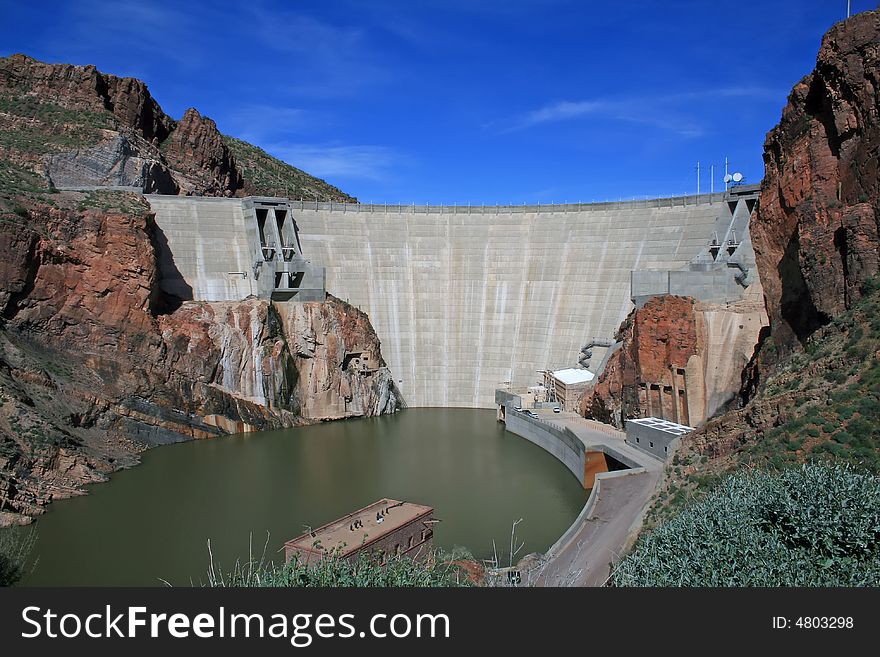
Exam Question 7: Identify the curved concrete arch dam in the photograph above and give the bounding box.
[146,193,739,409]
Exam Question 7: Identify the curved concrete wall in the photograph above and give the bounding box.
[504,411,586,486]
[294,198,724,407]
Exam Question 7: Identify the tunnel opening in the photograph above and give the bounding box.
[275,208,298,261]
[256,208,269,245]
[273,271,305,291]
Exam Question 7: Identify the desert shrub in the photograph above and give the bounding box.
[848,325,865,343]
[613,463,880,586]
[837,405,856,420]
[783,436,805,450]
[857,396,880,419]
[202,540,470,588]
[825,369,847,384]
[0,528,35,586]
[846,342,870,359]
[813,441,846,456]
[833,431,855,445]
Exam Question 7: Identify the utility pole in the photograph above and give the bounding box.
[696,161,700,195]
[847,0,851,18]
[710,163,714,194]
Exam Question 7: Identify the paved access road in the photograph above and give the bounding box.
[532,413,663,587]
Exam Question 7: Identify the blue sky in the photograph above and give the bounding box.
[0,1,872,203]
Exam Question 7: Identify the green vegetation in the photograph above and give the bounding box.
[75,189,149,215]
[0,93,114,154]
[223,136,354,202]
[0,527,36,586]
[202,541,471,587]
[0,161,51,199]
[614,463,880,586]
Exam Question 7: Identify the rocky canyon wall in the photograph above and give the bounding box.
[0,54,353,201]
[0,195,397,526]
[657,12,880,473]
[753,11,880,366]
[580,294,766,428]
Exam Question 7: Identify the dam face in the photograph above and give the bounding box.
[147,195,729,408]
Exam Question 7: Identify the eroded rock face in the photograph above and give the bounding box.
[0,198,397,525]
[0,53,173,142]
[44,134,179,193]
[0,54,238,197]
[580,295,767,428]
[580,296,699,427]
[276,300,399,420]
[163,108,242,196]
[754,11,880,360]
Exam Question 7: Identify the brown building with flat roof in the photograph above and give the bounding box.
[284,499,435,566]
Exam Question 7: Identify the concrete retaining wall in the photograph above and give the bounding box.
[504,412,585,486]
[148,195,258,301]
[632,267,747,304]
[494,389,523,409]
[147,196,327,302]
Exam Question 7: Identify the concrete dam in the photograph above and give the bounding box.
[147,192,753,408]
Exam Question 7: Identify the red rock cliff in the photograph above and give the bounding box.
[754,11,880,360]
[580,296,699,427]
[162,108,243,196]
[0,194,398,526]
[580,295,767,428]
[0,53,173,142]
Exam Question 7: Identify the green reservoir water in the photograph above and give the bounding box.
[14,408,588,586]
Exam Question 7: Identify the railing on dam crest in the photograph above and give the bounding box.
[289,192,728,215]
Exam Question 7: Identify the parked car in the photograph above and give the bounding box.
[553,407,561,413]
[513,406,522,412]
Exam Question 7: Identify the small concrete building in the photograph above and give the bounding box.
[625,417,694,460]
[284,499,435,566]
[544,368,595,411]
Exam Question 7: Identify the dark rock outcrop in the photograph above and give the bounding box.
[163,108,242,196]
[754,11,880,364]
[580,295,767,428]
[44,134,179,194]
[0,53,173,142]
[0,54,353,200]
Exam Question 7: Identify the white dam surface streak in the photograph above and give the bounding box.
[293,202,721,408]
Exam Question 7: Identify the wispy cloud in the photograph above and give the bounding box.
[498,87,781,136]
[242,2,392,97]
[513,100,607,130]
[264,143,404,181]
[41,0,394,98]
[219,105,314,144]
[51,0,201,70]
